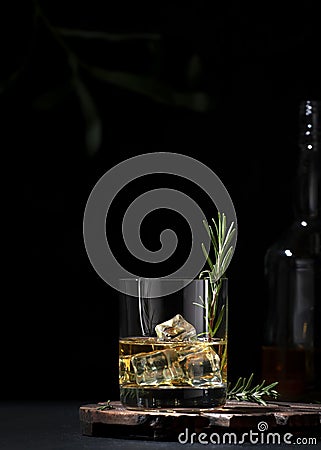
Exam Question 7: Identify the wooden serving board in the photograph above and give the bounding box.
[79,400,321,442]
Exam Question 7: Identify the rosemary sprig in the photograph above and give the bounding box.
[227,373,279,406]
[195,212,235,340]
[200,211,235,283]
[96,400,114,410]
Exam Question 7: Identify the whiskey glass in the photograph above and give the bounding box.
[119,277,228,411]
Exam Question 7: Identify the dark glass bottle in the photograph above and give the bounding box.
[262,100,321,402]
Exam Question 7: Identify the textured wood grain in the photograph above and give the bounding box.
[79,401,321,441]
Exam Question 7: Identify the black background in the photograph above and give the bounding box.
[3,1,321,402]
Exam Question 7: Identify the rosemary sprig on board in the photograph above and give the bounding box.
[227,373,279,406]
[96,400,114,410]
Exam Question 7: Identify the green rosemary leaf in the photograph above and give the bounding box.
[250,379,266,393]
[221,212,226,244]
[209,225,218,259]
[218,212,222,251]
[221,230,236,262]
[211,304,225,335]
[212,216,219,245]
[203,220,218,256]
[207,321,214,336]
[199,270,211,279]
[201,243,214,270]
[97,400,114,410]
[244,373,254,391]
[220,346,227,371]
[264,381,279,390]
[223,222,235,249]
[196,331,209,337]
[192,301,206,309]
[220,246,233,274]
[227,376,242,395]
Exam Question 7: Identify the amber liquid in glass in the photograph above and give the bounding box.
[119,337,227,410]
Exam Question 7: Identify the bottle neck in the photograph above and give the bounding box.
[294,100,321,220]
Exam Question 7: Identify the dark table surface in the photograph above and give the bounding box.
[1,401,319,450]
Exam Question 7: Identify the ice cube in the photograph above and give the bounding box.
[176,343,206,360]
[131,348,184,386]
[155,314,196,341]
[119,355,136,384]
[181,347,222,386]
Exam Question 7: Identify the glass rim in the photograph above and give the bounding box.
[118,277,228,282]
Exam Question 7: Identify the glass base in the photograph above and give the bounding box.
[120,385,226,411]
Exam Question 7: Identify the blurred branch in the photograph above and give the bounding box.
[1,2,39,95]
[73,77,102,155]
[56,28,161,42]
[4,0,212,155]
[84,66,210,111]
[0,69,21,96]
[86,65,175,104]
[33,8,210,114]
[32,82,73,110]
